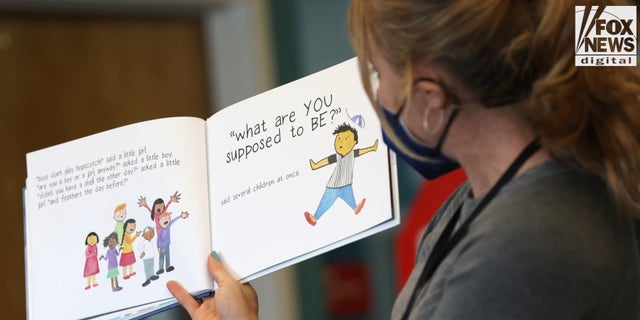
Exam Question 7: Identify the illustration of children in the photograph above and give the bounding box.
[119,218,141,279]
[304,123,378,226]
[83,232,100,290]
[137,191,180,243]
[156,211,189,275]
[100,232,122,292]
[112,203,127,246]
[137,226,159,287]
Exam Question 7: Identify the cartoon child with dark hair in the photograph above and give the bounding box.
[137,191,180,244]
[156,211,189,275]
[83,232,100,290]
[112,203,127,246]
[137,226,159,287]
[119,219,141,279]
[100,232,122,292]
[304,123,378,226]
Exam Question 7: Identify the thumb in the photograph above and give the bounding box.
[208,251,235,287]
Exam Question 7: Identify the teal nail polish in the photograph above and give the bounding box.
[212,250,221,261]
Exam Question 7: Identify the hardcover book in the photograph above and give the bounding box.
[23,58,399,319]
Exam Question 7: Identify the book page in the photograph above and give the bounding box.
[207,58,398,281]
[24,117,213,320]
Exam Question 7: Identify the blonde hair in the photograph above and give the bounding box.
[348,0,640,217]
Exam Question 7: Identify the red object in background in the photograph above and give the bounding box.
[324,262,372,316]
[394,168,467,291]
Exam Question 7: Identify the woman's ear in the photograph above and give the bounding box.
[414,79,448,111]
[411,77,455,136]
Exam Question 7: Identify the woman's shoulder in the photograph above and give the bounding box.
[492,160,616,221]
[474,160,637,269]
[435,160,640,319]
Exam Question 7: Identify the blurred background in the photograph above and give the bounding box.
[0,0,438,318]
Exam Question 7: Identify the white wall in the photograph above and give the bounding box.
[204,0,275,110]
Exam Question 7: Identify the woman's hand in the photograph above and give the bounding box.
[167,252,259,320]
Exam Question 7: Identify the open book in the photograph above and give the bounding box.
[23,58,399,319]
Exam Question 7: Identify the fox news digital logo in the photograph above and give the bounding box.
[575,6,637,66]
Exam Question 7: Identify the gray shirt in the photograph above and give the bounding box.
[393,160,640,319]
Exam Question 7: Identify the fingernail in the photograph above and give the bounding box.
[211,250,221,261]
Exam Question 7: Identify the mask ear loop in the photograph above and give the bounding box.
[429,106,459,157]
[422,107,445,136]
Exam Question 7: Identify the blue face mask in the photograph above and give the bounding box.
[381,107,460,180]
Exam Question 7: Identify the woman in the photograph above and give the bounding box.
[167,0,640,318]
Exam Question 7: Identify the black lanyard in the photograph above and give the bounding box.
[401,139,541,320]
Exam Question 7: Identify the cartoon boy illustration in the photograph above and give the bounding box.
[138,191,180,244]
[156,211,189,275]
[137,226,159,287]
[112,203,127,246]
[304,123,378,226]
[100,232,122,292]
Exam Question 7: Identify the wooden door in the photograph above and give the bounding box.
[0,13,210,318]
